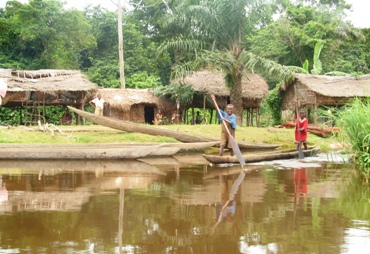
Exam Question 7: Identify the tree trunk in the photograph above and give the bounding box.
[117,0,125,89]
[230,75,243,125]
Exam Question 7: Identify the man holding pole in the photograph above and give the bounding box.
[211,94,237,156]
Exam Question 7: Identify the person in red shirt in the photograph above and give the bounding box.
[295,109,308,150]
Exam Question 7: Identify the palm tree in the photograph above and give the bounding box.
[158,0,294,124]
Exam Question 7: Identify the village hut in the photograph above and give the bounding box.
[175,70,269,126]
[279,73,370,122]
[96,88,176,124]
[0,69,98,125]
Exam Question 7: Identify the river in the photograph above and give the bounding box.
[0,152,369,253]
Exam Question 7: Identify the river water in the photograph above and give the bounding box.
[0,152,369,254]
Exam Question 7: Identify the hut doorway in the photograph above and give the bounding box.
[144,105,155,124]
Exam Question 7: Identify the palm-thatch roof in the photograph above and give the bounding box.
[280,73,370,97]
[175,70,269,100]
[0,69,98,93]
[97,88,174,111]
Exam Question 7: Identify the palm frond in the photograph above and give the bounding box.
[286,66,309,74]
[243,52,295,83]
[157,36,204,58]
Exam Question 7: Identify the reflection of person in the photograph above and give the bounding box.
[211,94,237,156]
[295,109,308,150]
[0,182,8,203]
[294,168,307,195]
[89,94,105,116]
[154,110,163,125]
[195,111,202,124]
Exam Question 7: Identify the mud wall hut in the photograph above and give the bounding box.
[0,69,98,125]
[96,89,176,124]
[279,74,370,122]
[175,70,269,126]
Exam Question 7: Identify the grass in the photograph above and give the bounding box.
[0,124,336,150]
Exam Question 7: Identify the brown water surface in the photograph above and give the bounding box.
[0,156,369,254]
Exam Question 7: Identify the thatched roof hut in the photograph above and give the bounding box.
[0,69,98,107]
[96,88,176,124]
[173,70,269,126]
[176,70,269,109]
[279,74,370,121]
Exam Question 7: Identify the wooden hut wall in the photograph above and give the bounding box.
[130,104,145,123]
[107,107,125,120]
[315,94,353,107]
[281,82,316,110]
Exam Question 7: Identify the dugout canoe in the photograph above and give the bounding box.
[0,141,219,160]
[0,144,172,160]
[68,107,281,150]
[68,106,211,143]
[202,146,320,164]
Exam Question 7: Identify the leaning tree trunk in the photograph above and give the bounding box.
[230,74,243,126]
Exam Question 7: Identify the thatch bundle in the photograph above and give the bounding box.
[176,70,269,100]
[280,73,370,97]
[0,69,98,107]
[96,88,175,112]
[280,74,370,114]
[1,69,97,93]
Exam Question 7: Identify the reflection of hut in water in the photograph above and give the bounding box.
[279,74,370,123]
[0,160,165,213]
[0,69,98,125]
[174,70,269,126]
[94,88,176,124]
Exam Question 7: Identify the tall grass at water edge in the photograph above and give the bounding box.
[335,98,370,180]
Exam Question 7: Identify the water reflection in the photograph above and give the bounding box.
[211,171,245,235]
[0,158,368,253]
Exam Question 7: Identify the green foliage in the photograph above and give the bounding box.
[302,59,309,72]
[1,0,97,69]
[335,98,370,178]
[0,106,68,126]
[248,2,367,74]
[265,83,283,125]
[85,59,120,88]
[311,40,324,74]
[126,72,161,89]
[154,84,196,106]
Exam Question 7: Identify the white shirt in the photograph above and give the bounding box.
[92,98,105,109]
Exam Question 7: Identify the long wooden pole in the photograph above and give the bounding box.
[211,96,245,166]
[117,0,125,89]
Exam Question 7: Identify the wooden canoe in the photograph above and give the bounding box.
[202,146,320,164]
[0,144,169,160]
[0,141,221,160]
[68,106,281,150]
[68,106,211,143]
[0,141,218,160]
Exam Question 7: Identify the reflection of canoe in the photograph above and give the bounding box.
[68,106,281,150]
[0,159,164,174]
[202,147,320,164]
[202,165,264,180]
[0,141,218,160]
[0,144,176,160]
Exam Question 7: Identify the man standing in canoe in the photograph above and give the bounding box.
[211,94,237,156]
[295,109,308,150]
[89,94,105,116]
